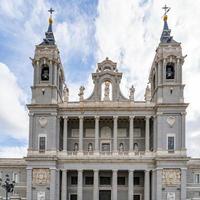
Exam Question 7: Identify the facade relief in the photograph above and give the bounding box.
[37,191,45,200]
[38,117,48,128]
[162,169,181,186]
[167,192,175,200]
[32,169,50,185]
[167,116,176,128]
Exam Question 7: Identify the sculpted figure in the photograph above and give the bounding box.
[63,84,69,102]
[145,85,151,102]
[79,86,85,101]
[129,85,135,101]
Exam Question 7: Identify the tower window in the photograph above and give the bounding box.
[166,63,175,79]
[39,135,46,152]
[41,64,49,81]
[167,135,175,152]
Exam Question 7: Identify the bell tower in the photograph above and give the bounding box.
[149,6,185,104]
[31,8,65,104]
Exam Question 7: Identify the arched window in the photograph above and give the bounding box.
[166,63,175,79]
[74,143,79,152]
[88,143,93,151]
[119,143,124,152]
[41,64,49,81]
[134,143,139,152]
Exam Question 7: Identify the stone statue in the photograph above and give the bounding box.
[119,143,124,152]
[79,86,85,101]
[104,81,110,101]
[145,84,151,102]
[63,84,69,102]
[129,85,135,101]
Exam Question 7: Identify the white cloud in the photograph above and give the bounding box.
[0,146,27,158]
[0,63,28,139]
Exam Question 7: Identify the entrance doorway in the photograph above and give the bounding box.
[99,190,111,200]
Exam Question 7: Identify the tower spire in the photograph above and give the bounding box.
[40,8,55,45]
[160,5,175,43]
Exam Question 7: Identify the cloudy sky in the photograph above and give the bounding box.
[0,0,200,158]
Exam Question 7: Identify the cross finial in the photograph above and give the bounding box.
[162,4,170,16]
[48,8,55,15]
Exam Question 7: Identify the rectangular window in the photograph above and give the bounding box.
[70,194,77,200]
[85,176,93,185]
[39,136,46,152]
[101,143,111,152]
[134,177,140,185]
[195,174,200,184]
[134,195,141,200]
[13,172,19,183]
[168,136,175,152]
[100,177,111,185]
[71,176,78,185]
[118,177,126,185]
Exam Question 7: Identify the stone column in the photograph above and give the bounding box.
[113,116,118,153]
[144,170,150,200]
[95,116,100,153]
[181,168,187,199]
[145,116,150,152]
[28,113,34,150]
[181,112,186,150]
[93,170,99,200]
[129,116,134,152]
[156,169,162,199]
[151,170,156,200]
[78,170,83,200]
[128,170,134,200]
[26,168,32,200]
[50,168,57,200]
[63,117,68,151]
[62,170,67,200]
[112,170,118,200]
[79,116,84,153]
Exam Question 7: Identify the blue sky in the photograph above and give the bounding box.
[0,0,200,157]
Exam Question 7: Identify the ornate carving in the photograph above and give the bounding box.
[167,116,176,127]
[38,117,48,128]
[37,191,45,200]
[32,169,50,185]
[104,81,110,101]
[162,169,181,186]
[167,192,175,200]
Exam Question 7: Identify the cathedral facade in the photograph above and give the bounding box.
[0,8,200,200]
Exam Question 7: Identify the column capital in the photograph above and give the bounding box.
[112,169,118,173]
[145,115,151,120]
[113,116,118,120]
[79,116,84,120]
[63,116,68,120]
[78,169,83,172]
[181,112,187,116]
[95,116,100,120]
[61,169,67,172]
[28,113,34,117]
[145,169,150,173]
[128,169,135,173]
[93,169,99,173]
[129,116,135,120]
